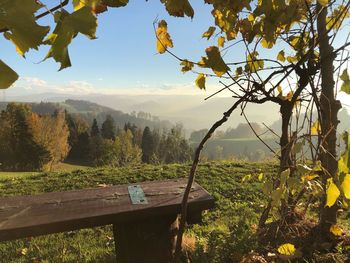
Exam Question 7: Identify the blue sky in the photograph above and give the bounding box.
[1,0,349,110]
[2,1,230,95]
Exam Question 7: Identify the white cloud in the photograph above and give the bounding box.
[7,76,225,97]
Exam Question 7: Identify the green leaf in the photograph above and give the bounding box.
[160,0,194,18]
[262,180,273,195]
[340,69,350,94]
[202,26,216,40]
[341,174,350,199]
[271,187,284,207]
[180,59,194,73]
[44,7,98,70]
[0,0,50,56]
[205,46,230,77]
[326,178,340,207]
[195,74,206,90]
[280,168,290,186]
[102,0,128,7]
[156,20,173,54]
[0,60,19,89]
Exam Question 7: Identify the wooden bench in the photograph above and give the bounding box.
[0,178,214,262]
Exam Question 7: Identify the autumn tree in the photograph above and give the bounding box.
[28,111,70,170]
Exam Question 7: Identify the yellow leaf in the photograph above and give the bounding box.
[247,14,255,22]
[278,243,296,256]
[261,38,273,49]
[202,26,216,40]
[340,69,350,94]
[341,174,350,199]
[218,36,225,47]
[180,60,194,73]
[195,74,206,90]
[287,56,298,63]
[326,178,340,207]
[198,57,209,68]
[277,85,283,95]
[205,46,230,77]
[302,174,319,182]
[156,20,173,54]
[246,51,264,73]
[72,0,111,14]
[277,50,286,62]
[0,60,19,89]
[330,225,343,236]
[311,120,321,135]
[21,248,28,255]
[318,0,328,6]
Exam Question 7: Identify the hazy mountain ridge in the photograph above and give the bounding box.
[0,100,173,131]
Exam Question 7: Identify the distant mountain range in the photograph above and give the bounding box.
[1,92,282,130]
[0,99,172,131]
[1,92,349,133]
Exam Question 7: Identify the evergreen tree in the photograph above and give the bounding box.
[141,126,154,163]
[101,115,116,140]
[91,118,100,137]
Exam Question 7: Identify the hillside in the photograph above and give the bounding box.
[0,100,172,131]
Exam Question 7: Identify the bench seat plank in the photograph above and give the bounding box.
[0,178,214,242]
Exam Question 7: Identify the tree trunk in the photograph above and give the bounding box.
[316,3,342,232]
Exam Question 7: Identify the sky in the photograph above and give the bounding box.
[1,0,350,109]
[1,1,227,96]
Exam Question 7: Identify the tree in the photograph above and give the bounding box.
[0,103,51,171]
[65,112,90,161]
[90,118,100,138]
[28,111,70,170]
[141,126,154,163]
[118,129,142,166]
[101,114,116,140]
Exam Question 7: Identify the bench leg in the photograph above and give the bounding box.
[113,215,179,263]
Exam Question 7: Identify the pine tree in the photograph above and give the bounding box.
[141,126,154,163]
[101,115,116,140]
[91,118,100,137]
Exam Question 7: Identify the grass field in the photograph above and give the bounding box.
[0,161,276,262]
[0,163,90,180]
[0,162,349,262]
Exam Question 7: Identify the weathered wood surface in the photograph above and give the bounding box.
[0,178,214,242]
